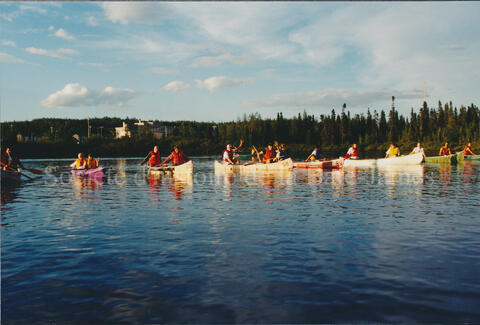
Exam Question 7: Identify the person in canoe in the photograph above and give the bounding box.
[276,144,289,161]
[385,143,400,158]
[462,142,476,156]
[439,141,452,156]
[139,145,162,167]
[160,145,190,166]
[222,144,240,165]
[70,153,87,169]
[86,154,100,169]
[259,144,276,164]
[305,146,323,161]
[1,147,25,171]
[345,143,360,159]
[410,142,426,157]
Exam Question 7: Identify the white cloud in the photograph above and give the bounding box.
[26,47,78,59]
[79,62,106,68]
[41,83,136,108]
[0,52,25,64]
[196,76,253,92]
[151,67,178,75]
[246,88,424,110]
[101,2,169,24]
[19,5,47,14]
[48,25,54,31]
[1,40,16,47]
[85,16,98,26]
[53,28,75,40]
[163,81,190,92]
[441,44,465,51]
[191,53,255,68]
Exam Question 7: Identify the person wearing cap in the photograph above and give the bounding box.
[223,144,236,165]
[161,145,190,166]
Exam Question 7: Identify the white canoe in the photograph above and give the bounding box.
[376,152,424,166]
[343,158,376,168]
[214,158,293,172]
[148,160,193,175]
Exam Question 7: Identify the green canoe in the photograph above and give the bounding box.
[424,154,457,165]
[456,152,480,162]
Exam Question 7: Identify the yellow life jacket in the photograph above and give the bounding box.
[74,158,85,169]
[387,146,399,158]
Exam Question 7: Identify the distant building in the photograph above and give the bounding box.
[134,120,175,139]
[115,122,131,139]
[16,134,24,142]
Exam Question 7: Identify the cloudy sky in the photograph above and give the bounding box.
[1,2,479,122]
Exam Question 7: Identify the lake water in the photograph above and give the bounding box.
[2,157,480,323]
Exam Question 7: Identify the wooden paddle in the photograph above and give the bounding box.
[21,167,43,175]
[2,164,33,180]
[252,145,262,162]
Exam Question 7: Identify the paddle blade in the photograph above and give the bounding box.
[25,167,43,175]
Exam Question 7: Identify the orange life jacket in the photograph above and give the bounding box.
[439,146,451,156]
[263,148,276,162]
[345,147,359,159]
[171,151,186,166]
[86,158,98,168]
[463,146,473,155]
[148,151,162,166]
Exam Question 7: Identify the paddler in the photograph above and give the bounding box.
[139,145,162,167]
[276,144,289,161]
[86,154,100,169]
[222,144,239,165]
[385,143,400,158]
[161,145,190,166]
[462,142,476,156]
[70,153,86,169]
[305,146,322,161]
[259,144,276,164]
[439,141,452,156]
[345,143,360,159]
[1,147,24,171]
[409,142,426,157]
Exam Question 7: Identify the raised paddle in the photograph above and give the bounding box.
[252,145,262,162]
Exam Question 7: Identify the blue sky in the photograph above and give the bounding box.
[1,2,479,122]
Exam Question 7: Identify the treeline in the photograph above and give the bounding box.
[1,100,479,158]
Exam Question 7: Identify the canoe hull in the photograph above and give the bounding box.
[214,158,293,172]
[149,160,193,175]
[376,152,424,166]
[293,158,343,169]
[1,169,22,183]
[343,158,376,168]
[456,153,480,162]
[71,167,104,178]
[424,154,457,165]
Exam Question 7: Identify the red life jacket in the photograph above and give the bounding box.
[463,146,473,155]
[148,150,161,166]
[263,148,276,161]
[171,151,186,165]
[346,147,359,159]
[223,149,234,163]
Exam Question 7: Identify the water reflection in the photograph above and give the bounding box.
[1,181,21,205]
[147,173,193,201]
[377,165,425,198]
[72,176,104,200]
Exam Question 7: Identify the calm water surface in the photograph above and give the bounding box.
[2,157,480,323]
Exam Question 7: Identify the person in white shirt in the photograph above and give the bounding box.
[410,142,426,157]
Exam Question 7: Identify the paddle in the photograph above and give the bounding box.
[252,145,262,162]
[21,167,43,175]
[2,164,33,180]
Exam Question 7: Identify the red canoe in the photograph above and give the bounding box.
[293,158,344,169]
